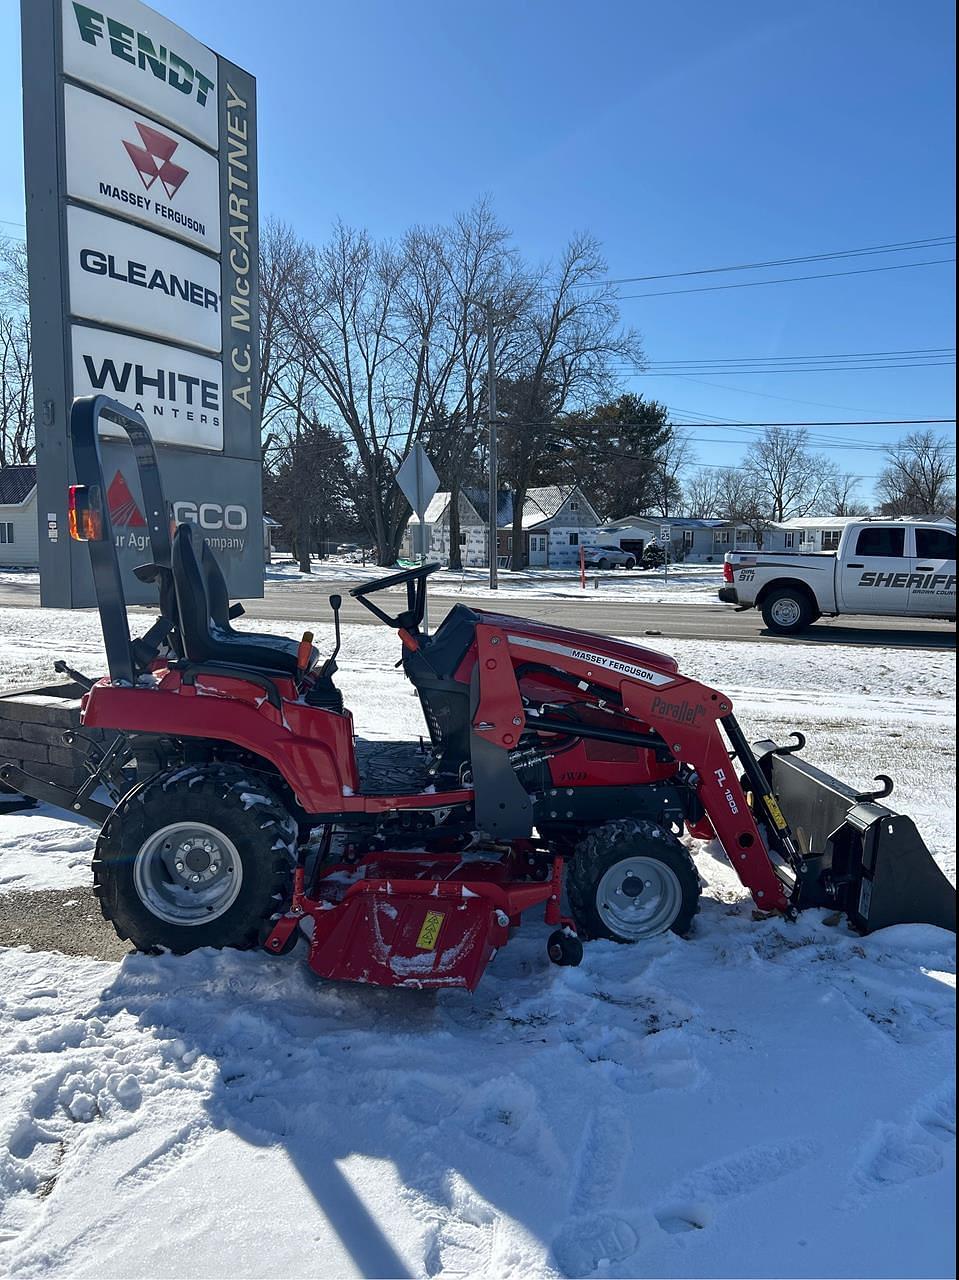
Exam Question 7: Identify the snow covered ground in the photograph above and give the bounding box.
[265,560,724,604]
[0,608,955,1278]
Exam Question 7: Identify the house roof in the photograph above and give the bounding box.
[603,515,730,531]
[0,464,37,506]
[412,485,595,529]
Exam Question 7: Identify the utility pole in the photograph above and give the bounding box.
[486,299,498,590]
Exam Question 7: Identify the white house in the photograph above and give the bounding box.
[765,514,957,553]
[406,485,602,568]
[0,465,38,567]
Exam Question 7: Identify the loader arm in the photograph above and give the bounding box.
[472,624,793,914]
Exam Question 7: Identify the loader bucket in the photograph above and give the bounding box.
[753,740,956,934]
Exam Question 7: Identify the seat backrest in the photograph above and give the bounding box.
[171,523,215,663]
[200,539,232,631]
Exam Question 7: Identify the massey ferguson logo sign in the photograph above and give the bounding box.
[107,470,146,528]
[64,84,221,253]
[63,0,219,148]
[123,121,188,199]
[71,326,224,451]
[68,207,222,353]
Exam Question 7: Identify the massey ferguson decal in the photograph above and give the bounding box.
[506,635,676,687]
[859,570,956,595]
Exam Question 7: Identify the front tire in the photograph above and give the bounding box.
[760,587,815,634]
[624,558,636,570]
[93,765,296,954]
[568,820,700,942]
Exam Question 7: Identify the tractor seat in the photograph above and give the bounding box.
[402,604,479,775]
[171,523,318,676]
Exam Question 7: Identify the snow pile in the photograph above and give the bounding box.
[0,909,954,1277]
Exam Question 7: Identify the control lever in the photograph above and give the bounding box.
[319,594,342,680]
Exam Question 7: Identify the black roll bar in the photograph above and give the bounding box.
[70,395,173,688]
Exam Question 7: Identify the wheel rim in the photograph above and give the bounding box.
[770,596,802,627]
[595,856,683,939]
[133,822,244,927]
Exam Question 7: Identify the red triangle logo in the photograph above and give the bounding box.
[107,471,146,528]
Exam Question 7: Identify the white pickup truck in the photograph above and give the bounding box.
[719,519,957,633]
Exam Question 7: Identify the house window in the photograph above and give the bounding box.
[569,533,579,546]
[713,529,731,546]
[784,532,795,549]
[458,532,467,546]
[682,529,694,548]
[821,530,842,552]
[570,499,579,512]
[0,522,13,545]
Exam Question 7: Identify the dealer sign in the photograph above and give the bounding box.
[71,324,224,451]
[64,83,220,254]
[67,205,222,353]
[62,0,219,149]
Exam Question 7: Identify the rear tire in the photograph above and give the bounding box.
[568,819,700,942]
[93,765,296,954]
[598,558,610,570]
[760,587,815,634]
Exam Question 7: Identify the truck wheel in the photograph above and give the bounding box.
[93,765,297,954]
[760,588,815,634]
[568,820,700,942]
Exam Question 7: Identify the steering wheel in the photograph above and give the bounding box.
[349,562,441,629]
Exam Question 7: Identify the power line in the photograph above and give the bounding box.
[614,257,955,301]
[626,360,956,374]
[638,346,955,366]
[572,235,956,288]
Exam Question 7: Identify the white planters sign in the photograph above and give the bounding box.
[62,0,218,149]
[71,324,223,450]
[64,83,220,254]
[67,206,222,353]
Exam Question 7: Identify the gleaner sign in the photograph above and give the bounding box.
[22,0,261,607]
[68,206,222,352]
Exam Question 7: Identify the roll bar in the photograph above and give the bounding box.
[69,395,172,687]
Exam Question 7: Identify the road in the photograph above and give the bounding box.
[0,576,954,647]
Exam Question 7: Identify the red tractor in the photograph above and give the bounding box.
[3,397,953,989]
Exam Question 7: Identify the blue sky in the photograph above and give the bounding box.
[1,0,955,498]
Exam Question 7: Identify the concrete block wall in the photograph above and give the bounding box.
[0,682,106,793]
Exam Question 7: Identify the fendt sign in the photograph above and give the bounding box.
[21,0,262,606]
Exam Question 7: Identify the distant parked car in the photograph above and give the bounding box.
[582,543,637,570]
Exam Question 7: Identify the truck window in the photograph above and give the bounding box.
[856,527,905,558]
[915,528,956,560]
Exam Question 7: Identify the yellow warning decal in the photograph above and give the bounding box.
[763,794,789,831]
[415,910,445,951]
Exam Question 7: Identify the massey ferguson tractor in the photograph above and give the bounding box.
[2,397,954,990]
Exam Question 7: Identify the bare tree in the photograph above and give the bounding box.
[742,426,835,521]
[0,238,33,466]
[650,427,694,518]
[877,430,956,516]
[499,234,643,568]
[682,466,722,519]
[716,467,770,548]
[825,471,871,517]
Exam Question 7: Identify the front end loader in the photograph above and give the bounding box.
[1,396,953,992]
